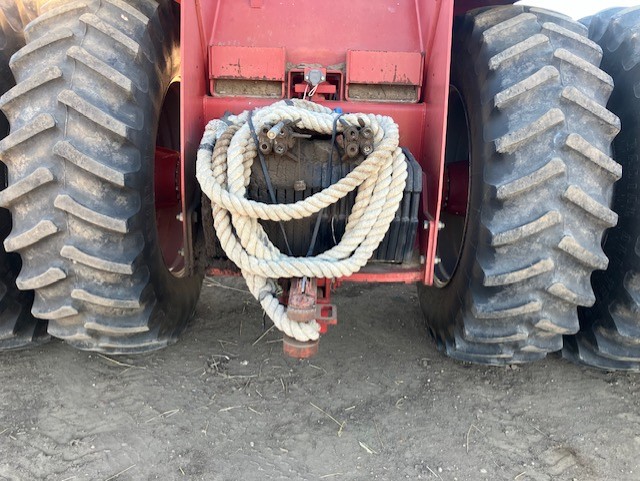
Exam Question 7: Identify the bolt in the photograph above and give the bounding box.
[178,248,185,257]
[259,142,272,154]
[346,143,359,158]
[361,126,373,139]
[176,212,184,222]
[420,255,426,265]
[423,220,429,230]
[345,127,359,141]
[438,221,445,230]
[434,256,441,265]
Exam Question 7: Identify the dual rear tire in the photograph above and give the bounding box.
[418,6,620,365]
[0,0,48,349]
[564,7,640,371]
[0,0,202,353]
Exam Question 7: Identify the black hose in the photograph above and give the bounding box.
[248,110,293,256]
[306,113,342,256]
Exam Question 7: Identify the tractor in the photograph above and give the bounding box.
[0,0,638,371]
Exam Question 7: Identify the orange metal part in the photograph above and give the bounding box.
[282,336,319,359]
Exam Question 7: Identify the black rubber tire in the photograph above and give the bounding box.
[417,5,620,365]
[0,0,49,349]
[0,0,203,354]
[580,8,625,40]
[565,7,640,371]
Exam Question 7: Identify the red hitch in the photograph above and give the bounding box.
[282,335,319,359]
[287,277,317,323]
[282,278,337,359]
[315,278,337,334]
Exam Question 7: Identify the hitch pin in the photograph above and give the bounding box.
[267,118,302,140]
[290,132,312,139]
[267,121,286,140]
[284,151,299,162]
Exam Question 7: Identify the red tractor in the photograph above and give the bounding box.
[0,0,637,370]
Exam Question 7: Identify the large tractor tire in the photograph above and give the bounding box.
[579,8,624,39]
[417,6,620,365]
[0,0,48,349]
[0,0,203,354]
[0,1,35,133]
[565,7,640,371]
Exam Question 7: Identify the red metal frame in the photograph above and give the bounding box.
[206,267,423,285]
[346,50,424,101]
[154,146,185,272]
[180,0,514,285]
[209,45,286,97]
[290,68,340,100]
[340,270,423,284]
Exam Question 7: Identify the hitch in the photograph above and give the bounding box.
[337,117,374,160]
[257,119,310,157]
[282,278,337,359]
[287,277,317,322]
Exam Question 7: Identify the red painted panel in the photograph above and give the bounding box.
[209,45,285,80]
[347,50,423,85]
[207,0,423,66]
[180,0,209,274]
[182,0,461,284]
[420,0,454,285]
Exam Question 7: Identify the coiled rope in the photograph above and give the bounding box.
[196,99,407,341]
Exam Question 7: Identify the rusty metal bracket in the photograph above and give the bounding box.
[257,119,309,157]
[287,277,317,322]
[280,277,338,358]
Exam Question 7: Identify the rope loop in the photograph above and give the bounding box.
[196,99,408,341]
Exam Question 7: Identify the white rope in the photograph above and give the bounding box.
[196,99,407,341]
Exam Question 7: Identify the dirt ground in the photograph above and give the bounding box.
[0,279,639,481]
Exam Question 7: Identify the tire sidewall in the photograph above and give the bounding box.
[140,13,202,339]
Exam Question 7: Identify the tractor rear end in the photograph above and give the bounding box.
[0,0,638,371]
[185,0,453,356]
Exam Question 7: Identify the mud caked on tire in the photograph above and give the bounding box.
[417,6,620,365]
[0,0,203,353]
[565,7,640,371]
[0,0,49,349]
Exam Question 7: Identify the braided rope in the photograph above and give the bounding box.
[196,99,407,341]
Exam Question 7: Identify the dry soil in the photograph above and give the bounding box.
[0,279,639,480]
